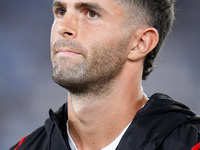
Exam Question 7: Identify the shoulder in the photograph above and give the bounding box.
[142,93,200,149]
[159,116,200,150]
[9,126,48,150]
[9,104,68,150]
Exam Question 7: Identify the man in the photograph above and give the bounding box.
[10,0,200,150]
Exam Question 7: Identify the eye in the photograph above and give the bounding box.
[87,10,99,19]
[54,8,66,17]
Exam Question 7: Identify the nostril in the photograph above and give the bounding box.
[61,31,76,38]
[65,32,73,36]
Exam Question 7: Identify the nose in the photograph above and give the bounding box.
[57,13,78,39]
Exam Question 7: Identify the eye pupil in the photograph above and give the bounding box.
[59,9,65,16]
[89,11,96,18]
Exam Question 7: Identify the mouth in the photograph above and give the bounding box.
[55,49,82,56]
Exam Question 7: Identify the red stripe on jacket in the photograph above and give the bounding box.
[192,142,200,150]
[14,137,26,150]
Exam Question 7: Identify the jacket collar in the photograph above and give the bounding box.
[45,103,71,150]
[44,93,196,150]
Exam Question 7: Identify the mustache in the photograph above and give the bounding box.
[51,39,87,55]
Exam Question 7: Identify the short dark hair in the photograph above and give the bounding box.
[121,0,176,80]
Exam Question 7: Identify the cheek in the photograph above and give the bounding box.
[78,20,116,42]
[50,22,60,46]
[50,25,57,60]
[80,28,122,53]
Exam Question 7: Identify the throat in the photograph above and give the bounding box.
[67,120,131,150]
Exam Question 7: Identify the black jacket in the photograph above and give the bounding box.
[10,93,200,150]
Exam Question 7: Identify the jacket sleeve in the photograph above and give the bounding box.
[158,121,200,150]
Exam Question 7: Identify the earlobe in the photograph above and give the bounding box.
[128,27,159,61]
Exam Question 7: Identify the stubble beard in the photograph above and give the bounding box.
[51,38,129,97]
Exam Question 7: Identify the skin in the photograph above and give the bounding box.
[50,0,159,149]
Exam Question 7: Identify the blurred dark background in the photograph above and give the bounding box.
[0,0,200,149]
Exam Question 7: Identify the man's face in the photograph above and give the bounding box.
[51,0,132,94]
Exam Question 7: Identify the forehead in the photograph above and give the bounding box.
[52,0,117,4]
[52,0,124,15]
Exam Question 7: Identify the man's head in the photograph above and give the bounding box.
[50,0,175,94]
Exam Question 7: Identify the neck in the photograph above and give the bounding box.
[67,80,147,150]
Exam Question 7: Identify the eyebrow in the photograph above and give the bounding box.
[52,1,65,8]
[74,2,107,13]
[52,1,107,14]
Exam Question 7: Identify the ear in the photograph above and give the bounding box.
[127,27,159,61]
